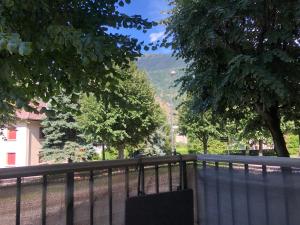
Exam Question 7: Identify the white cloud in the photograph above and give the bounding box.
[149,31,165,42]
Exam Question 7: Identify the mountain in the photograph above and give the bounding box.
[137,54,186,104]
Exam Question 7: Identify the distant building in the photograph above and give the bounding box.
[176,135,188,144]
[0,105,46,168]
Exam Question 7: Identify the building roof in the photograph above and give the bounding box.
[15,102,47,121]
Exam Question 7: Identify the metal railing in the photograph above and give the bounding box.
[1,154,300,225]
[197,154,300,225]
[0,155,197,225]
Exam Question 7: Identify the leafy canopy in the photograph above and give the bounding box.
[0,0,155,116]
[77,64,163,158]
[165,0,300,156]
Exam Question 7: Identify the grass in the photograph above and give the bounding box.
[176,144,189,154]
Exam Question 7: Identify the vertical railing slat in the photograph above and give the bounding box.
[193,161,200,225]
[262,165,270,225]
[141,165,145,194]
[182,161,188,189]
[42,175,47,225]
[168,163,172,192]
[282,167,291,225]
[89,171,94,225]
[16,177,21,225]
[202,161,208,225]
[108,168,113,225]
[155,164,159,193]
[125,167,129,198]
[229,162,235,225]
[179,160,183,190]
[215,162,221,225]
[65,172,74,225]
[245,164,251,225]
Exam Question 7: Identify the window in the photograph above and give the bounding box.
[7,128,17,140]
[7,153,16,165]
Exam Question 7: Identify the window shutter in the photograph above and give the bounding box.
[7,153,16,165]
[7,129,17,140]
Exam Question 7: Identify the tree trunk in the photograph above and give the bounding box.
[256,104,289,157]
[202,134,209,154]
[259,139,263,155]
[117,145,125,159]
[102,143,106,161]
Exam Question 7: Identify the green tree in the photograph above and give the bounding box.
[165,0,300,156]
[40,95,96,162]
[137,118,172,156]
[179,100,220,154]
[0,0,155,117]
[77,64,163,159]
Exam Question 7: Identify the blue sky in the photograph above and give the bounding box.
[115,0,172,54]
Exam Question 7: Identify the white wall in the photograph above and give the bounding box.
[0,124,28,168]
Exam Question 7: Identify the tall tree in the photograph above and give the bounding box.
[41,95,96,162]
[77,64,163,159]
[0,0,155,117]
[165,0,300,156]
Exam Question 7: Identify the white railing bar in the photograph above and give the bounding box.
[197,154,300,167]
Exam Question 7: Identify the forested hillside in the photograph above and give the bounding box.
[137,54,186,103]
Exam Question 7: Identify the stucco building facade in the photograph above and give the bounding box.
[0,108,45,168]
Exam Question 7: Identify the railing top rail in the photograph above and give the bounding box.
[197,154,300,167]
[0,155,197,179]
[3,154,300,179]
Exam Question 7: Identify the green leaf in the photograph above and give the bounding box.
[6,40,19,54]
[18,42,32,56]
[0,38,7,51]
